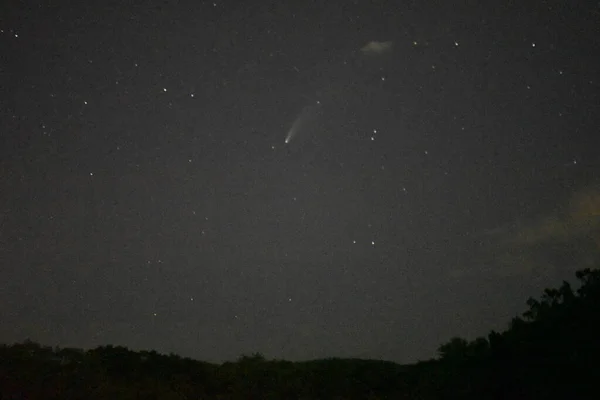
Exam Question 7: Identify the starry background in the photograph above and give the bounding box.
[1,0,599,363]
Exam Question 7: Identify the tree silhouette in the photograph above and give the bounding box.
[1,268,598,399]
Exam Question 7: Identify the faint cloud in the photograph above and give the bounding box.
[494,185,600,277]
[454,186,600,279]
[360,41,393,55]
[512,216,571,245]
[512,186,600,246]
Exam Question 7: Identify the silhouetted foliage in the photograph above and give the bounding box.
[1,268,598,399]
[435,268,600,399]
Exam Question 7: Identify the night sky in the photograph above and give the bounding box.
[1,0,599,363]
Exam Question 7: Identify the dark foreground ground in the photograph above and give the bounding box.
[2,268,599,399]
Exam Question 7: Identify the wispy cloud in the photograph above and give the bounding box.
[452,186,600,279]
[512,186,600,246]
[360,41,393,56]
[496,186,600,276]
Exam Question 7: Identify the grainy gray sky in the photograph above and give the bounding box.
[1,0,599,363]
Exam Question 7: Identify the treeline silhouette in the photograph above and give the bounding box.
[1,268,598,399]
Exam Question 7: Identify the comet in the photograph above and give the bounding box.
[284,102,322,145]
[284,117,301,144]
[284,40,393,146]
